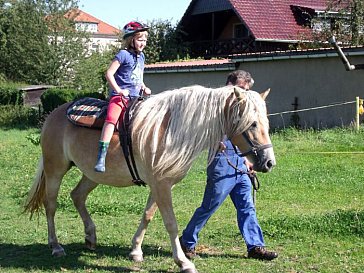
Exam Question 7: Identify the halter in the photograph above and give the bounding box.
[221,129,272,187]
[239,131,273,162]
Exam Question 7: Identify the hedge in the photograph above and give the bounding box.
[41,88,106,114]
[0,84,24,105]
[0,105,39,128]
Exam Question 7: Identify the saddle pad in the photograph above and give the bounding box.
[66,97,108,129]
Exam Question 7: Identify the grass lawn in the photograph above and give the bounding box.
[0,127,363,273]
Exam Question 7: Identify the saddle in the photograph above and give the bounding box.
[66,97,141,131]
[66,97,146,186]
[66,97,108,129]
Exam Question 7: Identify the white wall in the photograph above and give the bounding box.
[144,52,364,129]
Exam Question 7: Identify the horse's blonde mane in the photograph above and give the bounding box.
[131,85,265,179]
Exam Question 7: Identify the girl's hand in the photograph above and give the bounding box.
[143,87,151,95]
[119,89,129,96]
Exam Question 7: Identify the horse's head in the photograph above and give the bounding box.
[228,87,276,173]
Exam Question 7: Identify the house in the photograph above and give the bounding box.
[178,0,347,58]
[144,0,364,129]
[66,8,121,53]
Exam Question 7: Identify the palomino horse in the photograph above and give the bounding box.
[24,85,275,273]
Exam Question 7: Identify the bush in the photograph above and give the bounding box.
[0,73,7,84]
[0,105,39,128]
[0,84,24,105]
[73,51,111,93]
[41,88,106,114]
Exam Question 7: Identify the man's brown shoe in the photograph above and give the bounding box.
[179,237,199,259]
[248,246,278,261]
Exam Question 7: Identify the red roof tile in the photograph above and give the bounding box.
[229,0,332,41]
[146,58,232,68]
[66,8,120,36]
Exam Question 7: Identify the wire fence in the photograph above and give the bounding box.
[267,97,363,130]
[267,97,364,154]
[268,100,356,116]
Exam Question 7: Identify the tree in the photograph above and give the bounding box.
[0,1,8,79]
[142,19,189,64]
[324,0,363,45]
[72,50,113,93]
[306,0,364,47]
[0,0,52,83]
[43,0,89,86]
[0,0,89,85]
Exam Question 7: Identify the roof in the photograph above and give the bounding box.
[145,46,364,72]
[229,0,329,42]
[180,0,346,42]
[66,8,120,36]
[146,59,236,73]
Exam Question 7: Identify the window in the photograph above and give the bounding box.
[91,43,100,52]
[234,23,249,38]
[76,22,98,33]
[312,19,331,33]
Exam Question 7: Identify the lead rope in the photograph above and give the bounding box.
[222,150,260,205]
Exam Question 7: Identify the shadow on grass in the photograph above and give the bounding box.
[0,243,174,272]
[0,242,249,272]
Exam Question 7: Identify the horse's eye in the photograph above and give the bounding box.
[251,121,258,129]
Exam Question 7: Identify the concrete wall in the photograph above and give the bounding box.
[144,70,230,91]
[144,52,364,129]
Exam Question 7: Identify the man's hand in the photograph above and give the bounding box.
[219,142,226,152]
[245,158,255,173]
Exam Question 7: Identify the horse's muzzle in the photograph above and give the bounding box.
[261,158,275,173]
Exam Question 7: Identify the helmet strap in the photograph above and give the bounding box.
[130,39,141,54]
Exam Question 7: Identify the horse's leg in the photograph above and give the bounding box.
[152,183,198,273]
[70,175,98,250]
[129,192,158,262]
[43,173,67,257]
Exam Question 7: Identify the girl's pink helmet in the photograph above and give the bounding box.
[123,21,149,39]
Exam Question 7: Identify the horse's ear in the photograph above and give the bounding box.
[233,87,243,101]
[260,88,270,100]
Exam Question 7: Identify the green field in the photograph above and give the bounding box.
[0,127,363,273]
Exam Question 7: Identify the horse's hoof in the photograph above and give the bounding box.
[52,246,66,257]
[181,269,198,273]
[129,252,144,262]
[85,238,96,250]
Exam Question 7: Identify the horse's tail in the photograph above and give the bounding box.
[23,156,46,218]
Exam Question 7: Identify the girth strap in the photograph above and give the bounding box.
[119,97,146,187]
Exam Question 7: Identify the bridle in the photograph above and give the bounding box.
[239,131,273,161]
[222,131,272,182]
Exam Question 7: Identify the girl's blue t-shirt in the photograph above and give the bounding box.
[110,49,145,97]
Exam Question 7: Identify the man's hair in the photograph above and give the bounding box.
[226,70,254,88]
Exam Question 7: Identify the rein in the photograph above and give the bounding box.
[119,96,146,187]
[222,132,273,204]
[222,150,260,191]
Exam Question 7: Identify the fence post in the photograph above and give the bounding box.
[356,96,360,131]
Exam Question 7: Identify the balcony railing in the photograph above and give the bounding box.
[188,38,291,58]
